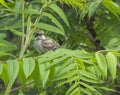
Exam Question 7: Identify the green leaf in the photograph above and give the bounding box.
[32,63,40,87]
[60,0,84,9]
[48,66,55,85]
[39,62,50,87]
[69,87,80,95]
[88,0,102,17]
[102,0,120,18]
[106,52,117,81]
[81,88,93,95]
[55,70,77,80]
[74,58,85,70]
[18,90,25,95]
[23,58,35,78]
[80,70,98,80]
[18,61,26,87]
[24,9,39,15]
[95,52,107,79]
[80,5,88,20]
[1,64,9,85]
[80,82,102,95]
[49,4,70,27]
[80,75,103,83]
[0,19,22,30]
[57,63,75,76]
[42,12,65,32]
[7,59,19,82]
[98,86,118,92]
[0,62,3,75]
[36,23,65,36]
[57,75,79,87]
[66,82,79,95]
[0,43,7,47]
[0,33,6,39]
[37,49,65,63]
[27,16,32,32]
[55,58,73,75]
[0,0,10,9]
[46,55,70,69]
[0,39,17,53]
[10,29,25,37]
[0,52,17,59]
[65,49,94,59]
[14,0,22,10]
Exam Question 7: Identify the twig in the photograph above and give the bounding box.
[21,0,25,50]
[84,14,104,50]
[19,4,46,59]
[18,1,56,59]
[10,81,34,93]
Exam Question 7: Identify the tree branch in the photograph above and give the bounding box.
[84,14,104,50]
[10,81,34,93]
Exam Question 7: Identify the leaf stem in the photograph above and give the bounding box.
[21,0,25,49]
[10,81,34,93]
[19,4,46,59]
[4,82,13,95]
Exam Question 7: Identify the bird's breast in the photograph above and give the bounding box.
[34,40,45,53]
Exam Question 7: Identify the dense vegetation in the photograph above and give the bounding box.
[0,0,120,95]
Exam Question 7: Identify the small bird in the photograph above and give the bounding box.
[33,30,60,53]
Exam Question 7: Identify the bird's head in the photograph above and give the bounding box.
[35,30,44,37]
[34,30,46,40]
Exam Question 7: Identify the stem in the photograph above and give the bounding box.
[84,14,104,50]
[73,57,81,93]
[4,82,13,95]
[10,81,34,93]
[19,5,45,59]
[21,0,25,51]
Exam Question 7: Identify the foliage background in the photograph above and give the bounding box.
[0,0,120,95]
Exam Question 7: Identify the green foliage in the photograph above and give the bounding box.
[102,0,120,18]
[0,39,17,53]
[95,52,107,79]
[106,52,117,81]
[88,0,102,18]
[0,0,10,9]
[0,0,120,95]
[0,49,119,94]
[23,58,35,78]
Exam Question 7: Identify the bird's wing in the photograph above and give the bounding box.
[41,39,55,48]
[41,39,60,50]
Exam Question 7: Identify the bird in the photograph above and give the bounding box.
[33,30,60,53]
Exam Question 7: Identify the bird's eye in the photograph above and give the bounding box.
[35,34,39,37]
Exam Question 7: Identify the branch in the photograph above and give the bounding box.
[84,14,104,50]
[18,4,46,59]
[21,0,25,50]
[10,81,34,93]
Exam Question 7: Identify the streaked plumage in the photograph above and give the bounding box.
[34,30,60,53]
